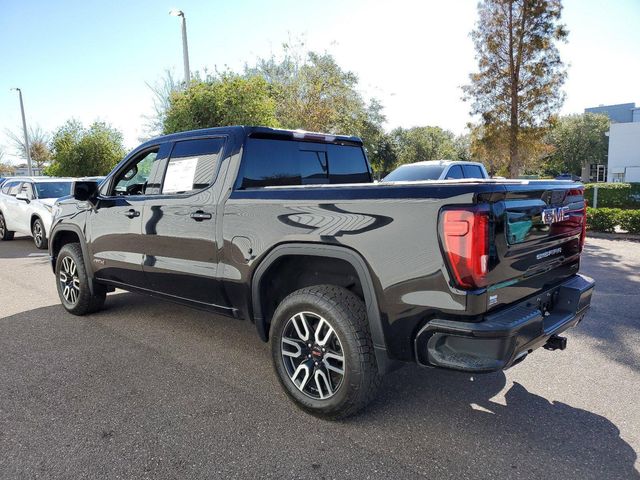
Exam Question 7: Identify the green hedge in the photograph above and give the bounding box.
[586,207,620,233]
[584,183,640,209]
[586,207,640,234]
[618,210,640,234]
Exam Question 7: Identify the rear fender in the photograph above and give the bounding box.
[251,243,396,374]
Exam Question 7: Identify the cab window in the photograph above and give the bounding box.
[112,149,161,196]
[161,138,225,194]
[237,138,371,189]
[462,165,485,179]
[445,165,464,180]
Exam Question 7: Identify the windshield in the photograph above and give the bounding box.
[35,182,73,199]
[383,164,445,182]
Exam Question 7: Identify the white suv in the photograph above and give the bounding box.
[382,160,490,182]
[0,177,75,249]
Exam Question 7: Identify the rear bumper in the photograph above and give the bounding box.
[414,274,595,372]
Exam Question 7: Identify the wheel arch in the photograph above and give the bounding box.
[30,213,42,228]
[30,213,47,236]
[251,243,395,374]
[49,224,96,294]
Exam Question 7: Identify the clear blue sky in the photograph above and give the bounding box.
[1,0,639,164]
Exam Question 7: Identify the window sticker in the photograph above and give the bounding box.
[163,157,199,194]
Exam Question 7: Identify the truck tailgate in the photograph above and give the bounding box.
[483,181,586,311]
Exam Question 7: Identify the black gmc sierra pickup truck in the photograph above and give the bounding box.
[49,126,594,419]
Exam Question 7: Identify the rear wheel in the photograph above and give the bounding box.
[32,218,47,249]
[56,243,106,315]
[0,213,15,241]
[271,285,381,420]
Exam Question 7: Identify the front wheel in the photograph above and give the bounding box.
[271,285,381,420]
[32,218,48,249]
[56,243,106,315]
[0,213,15,241]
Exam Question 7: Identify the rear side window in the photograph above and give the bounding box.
[445,165,464,180]
[238,138,370,189]
[162,138,225,194]
[327,144,371,184]
[462,165,485,179]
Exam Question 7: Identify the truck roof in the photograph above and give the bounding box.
[140,126,363,150]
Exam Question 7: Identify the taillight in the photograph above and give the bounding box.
[439,207,490,290]
[579,201,587,251]
[570,187,587,251]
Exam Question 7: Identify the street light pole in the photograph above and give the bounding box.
[11,88,33,176]
[169,9,190,85]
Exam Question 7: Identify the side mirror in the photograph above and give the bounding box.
[73,180,100,202]
[16,192,30,203]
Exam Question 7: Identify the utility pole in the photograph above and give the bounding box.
[169,9,191,85]
[11,88,33,176]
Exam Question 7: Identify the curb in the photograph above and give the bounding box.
[586,231,640,242]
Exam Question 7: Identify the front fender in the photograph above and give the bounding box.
[48,223,96,295]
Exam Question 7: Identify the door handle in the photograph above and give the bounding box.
[124,209,140,219]
[190,211,212,221]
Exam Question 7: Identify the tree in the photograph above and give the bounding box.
[0,147,13,176]
[142,69,180,140]
[469,123,510,176]
[163,73,279,134]
[5,125,52,170]
[463,0,568,176]
[247,44,387,167]
[248,47,382,135]
[391,126,459,165]
[46,120,126,177]
[368,132,399,177]
[453,133,472,161]
[157,44,387,169]
[542,113,609,176]
[0,163,13,176]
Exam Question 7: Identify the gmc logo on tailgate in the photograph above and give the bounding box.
[542,206,569,225]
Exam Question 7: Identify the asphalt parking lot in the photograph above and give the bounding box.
[0,236,638,479]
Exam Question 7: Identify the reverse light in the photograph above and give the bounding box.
[439,207,490,290]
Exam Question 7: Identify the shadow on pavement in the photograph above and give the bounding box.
[579,241,640,373]
[0,236,44,260]
[1,294,637,479]
[361,366,640,478]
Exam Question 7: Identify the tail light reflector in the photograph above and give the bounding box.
[439,207,489,290]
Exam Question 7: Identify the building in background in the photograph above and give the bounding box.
[608,121,640,182]
[585,102,637,123]
[583,102,640,183]
[12,164,45,176]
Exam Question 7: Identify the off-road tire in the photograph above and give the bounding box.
[271,285,381,420]
[56,243,106,315]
